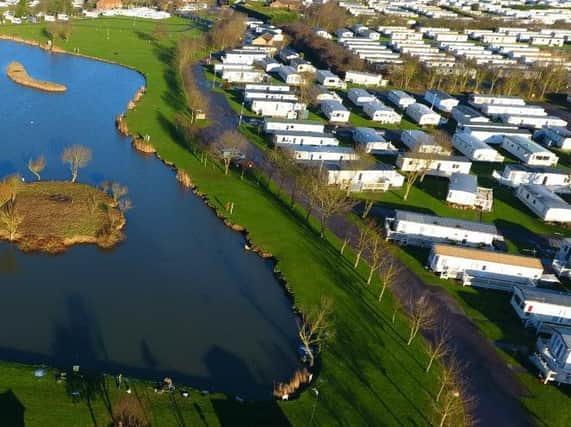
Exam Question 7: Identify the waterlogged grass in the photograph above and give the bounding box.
[0,18,443,426]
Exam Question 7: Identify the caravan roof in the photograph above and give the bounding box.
[394,210,499,234]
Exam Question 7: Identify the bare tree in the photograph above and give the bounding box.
[207,10,247,51]
[426,323,451,373]
[406,293,436,346]
[113,395,151,427]
[315,184,352,238]
[27,155,46,181]
[433,356,476,427]
[378,258,400,303]
[62,145,92,183]
[300,167,322,222]
[4,174,23,203]
[298,296,334,367]
[366,228,385,285]
[0,183,12,207]
[354,221,371,269]
[0,200,23,241]
[213,130,247,175]
[432,131,453,156]
[118,198,134,213]
[110,182,128,203]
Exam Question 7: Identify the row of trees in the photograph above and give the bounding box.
[387,55,570,100]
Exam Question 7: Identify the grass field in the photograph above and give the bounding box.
[0,17,444,427]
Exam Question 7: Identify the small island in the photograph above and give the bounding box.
[6,61,67,92]
[0,181,125,254]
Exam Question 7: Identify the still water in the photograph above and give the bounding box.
[0,41,299,399]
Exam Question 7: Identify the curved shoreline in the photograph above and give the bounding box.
[6,61,67,92]
[0,37,309,401]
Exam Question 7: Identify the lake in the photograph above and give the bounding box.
[0,41,300,399]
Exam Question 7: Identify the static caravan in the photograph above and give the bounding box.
[452,133,504,162]
[452,105,490,124]
[321,100,350,123]
[222,50,268,65]
[446,173,493,212]
[511,286,571,329]
[362,101,402,124]
[402,130,451,155]
[424,90,459,113]
[493,164,571,189]
[385,210,501,248]
[501,135,559,167]
[405,103,441,126]
[459,123,531,145]
[469,94,526,107]
[255,57,281,72]
[314,85,343,104]
[289,57,317,74]
[221,69,266,83]
[428,244,543,290]
[500,114,568,129]
[325,163,404,192]
[314,28,333,40]
[387,90,416,109]
[353,127,398,154]
[335,28,354,38]
[264,119,324,134]
[244,91,298,102]
[272,131,339,147]
[277,66,303,86]
[316,70,347,89]
[278,48,300,63]
[397,153,472,177]
[480,104,547,117]
[516,185,571,223]
[531,327,571,385]
[535,127,571,151]
[344,71,385,86]
[289,145,359,163]
[245,84,290,93]
[348,88,376,107]
[251,100,307,119]
[553,238,571,278]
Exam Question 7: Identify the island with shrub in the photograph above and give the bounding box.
[0,180,127,254]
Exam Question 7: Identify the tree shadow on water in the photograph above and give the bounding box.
[0,389,25,427]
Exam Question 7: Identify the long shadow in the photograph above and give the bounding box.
[494,219,547,254]
[0,390,25,427]
[211,398,291,427]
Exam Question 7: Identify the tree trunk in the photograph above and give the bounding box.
[340,238,348,255]
[362,200,373,218]
[367,266,375,285]
[378,285,386,302]
[436,382,446,402]
[426,354,436,373]
[32,170,40,181]
[354,252,361,269]
[71,168,78,183]
[404,182,413,200]
[224,160,230,176]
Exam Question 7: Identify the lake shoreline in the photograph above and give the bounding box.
[0,36,307,400]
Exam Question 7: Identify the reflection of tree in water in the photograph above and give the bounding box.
[0,245,19,274]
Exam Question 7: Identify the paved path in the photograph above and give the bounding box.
[192,64,534,426]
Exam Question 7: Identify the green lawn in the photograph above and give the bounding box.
[0,18,443,427]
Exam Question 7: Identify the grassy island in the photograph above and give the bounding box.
[6,61,66,92]
[0,181,125,253]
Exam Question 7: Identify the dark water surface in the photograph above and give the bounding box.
[0,41,299,399]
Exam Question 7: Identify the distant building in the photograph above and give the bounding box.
[424,90,459,113]
[96,0,121,10]
[405,103,441,126]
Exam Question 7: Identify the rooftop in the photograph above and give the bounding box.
[504,164,570,175]
[522,184,571,210]
[504,135,552,155]
[432,244,542,269]
[516,285,571,307]
[449,173,478,193]
[394,210,499,235]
